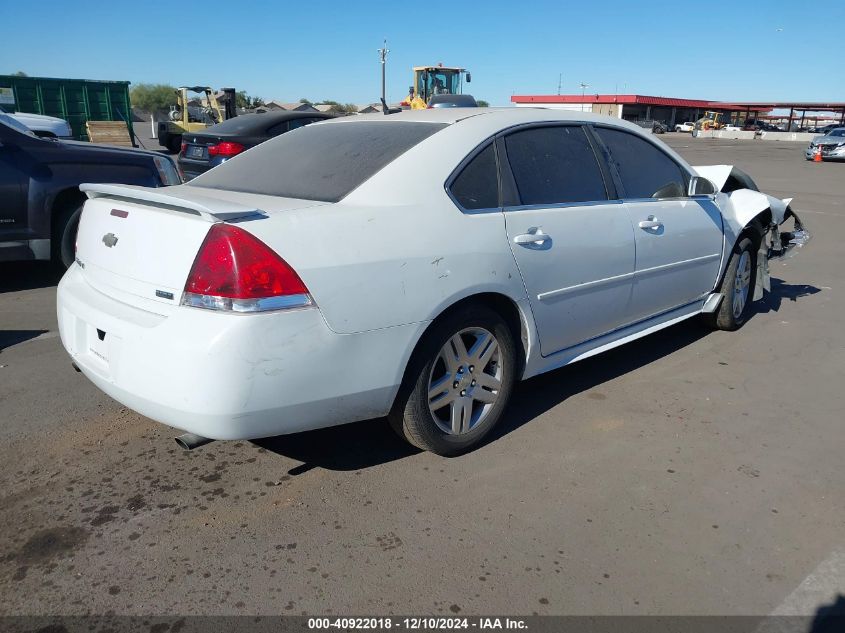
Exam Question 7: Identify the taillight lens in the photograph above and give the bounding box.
[207,141,245,157]
[181,224,312,313]
[179,142,187,155]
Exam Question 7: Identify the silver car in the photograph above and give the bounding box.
[805,127,845,160]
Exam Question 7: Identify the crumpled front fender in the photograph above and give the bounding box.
[694,165,810,301]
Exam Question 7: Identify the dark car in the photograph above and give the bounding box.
[178,111,335,180]
[743,120,779,132]
[0,114,181,268]
[632,119,668,134]
[426,94,479,108]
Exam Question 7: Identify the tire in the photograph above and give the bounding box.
[52,203,83,269]
[703,236,758,331]
[389,304,517,456]
[167,135,182,154]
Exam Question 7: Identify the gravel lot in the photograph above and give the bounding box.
[0,136,842,618]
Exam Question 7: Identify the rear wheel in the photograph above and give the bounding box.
[389,305,516,456]
[704,236,757,331]
[52,203,82,269]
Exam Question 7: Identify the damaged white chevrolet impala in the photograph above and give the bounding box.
[57,109,809,455]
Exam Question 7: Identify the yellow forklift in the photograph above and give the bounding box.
[404,65,472,109]
[157,86,236,153]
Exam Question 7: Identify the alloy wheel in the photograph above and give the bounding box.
[427,327,503,435]
[733,250,752,318]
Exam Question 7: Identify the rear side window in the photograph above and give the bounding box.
[594,127,687,199]
[504,126,607,206]
[449,144,498,210]
[189,121,446,202]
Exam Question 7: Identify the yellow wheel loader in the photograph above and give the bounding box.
[695,110,725,131]
[401,65,472,109]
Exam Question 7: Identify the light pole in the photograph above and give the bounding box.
[580,82,589,112]
[378,39,389,107]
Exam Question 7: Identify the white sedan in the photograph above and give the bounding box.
[674,122,695,132]
[57,109,810,455]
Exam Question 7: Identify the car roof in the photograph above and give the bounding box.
[321,107,656,136]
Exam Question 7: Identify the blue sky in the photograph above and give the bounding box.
[4,0,844,106]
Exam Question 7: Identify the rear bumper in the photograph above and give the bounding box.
[57,265,424,440]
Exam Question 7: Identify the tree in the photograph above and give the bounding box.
[12,71,27,77]
[236,92,265,109]
[299,98,312,104]
[319,100,357,113]
[130,83,178,113]
[477,100,489,107]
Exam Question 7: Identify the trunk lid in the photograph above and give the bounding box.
[74,183,269,312]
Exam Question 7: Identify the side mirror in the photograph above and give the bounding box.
[689,176,718,196]
[465,72,472,83]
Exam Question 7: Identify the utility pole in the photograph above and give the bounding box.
[580,82,589,112]
[378,39,389,106]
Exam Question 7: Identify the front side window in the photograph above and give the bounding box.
[595,127,687,199]
[503,126,608,206]
[449,143,498,210]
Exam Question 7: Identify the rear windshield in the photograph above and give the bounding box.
[188,121,447,202]
[198,113,281,135]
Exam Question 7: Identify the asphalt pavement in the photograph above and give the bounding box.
[0,136,842,618]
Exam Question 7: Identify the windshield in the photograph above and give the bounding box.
[188,121,446,202]
[415,69,462,100]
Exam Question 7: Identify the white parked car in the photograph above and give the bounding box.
[723,124,741,131]
[674,122,695,132]
[57,109,810,455]
[0,105,72,139]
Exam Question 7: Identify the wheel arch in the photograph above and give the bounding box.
[714,207,771,300]
[389,291,531,415]
[49,187,86,234]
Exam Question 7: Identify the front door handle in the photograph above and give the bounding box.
[638,216,663,230]
[514,228,551,246]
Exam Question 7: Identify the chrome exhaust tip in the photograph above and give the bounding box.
[175,433,214,450]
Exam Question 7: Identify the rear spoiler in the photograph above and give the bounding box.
[79,183,265,222]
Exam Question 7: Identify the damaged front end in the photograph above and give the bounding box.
[754,209,811,300]
[693,164,811,301]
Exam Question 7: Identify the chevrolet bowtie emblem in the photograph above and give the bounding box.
[102,233,119,248]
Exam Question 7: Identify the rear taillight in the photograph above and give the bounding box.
[181,224,312,313]
[207,141,245,157]
[180,142,187,155]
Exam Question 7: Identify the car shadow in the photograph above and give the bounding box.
[755,277,821,313]
[0,262,62,293]
[255,276,822,472]
[0,329,49,352]
[255,319,709,473]
[810,593,845,633]
[254,278,821,475]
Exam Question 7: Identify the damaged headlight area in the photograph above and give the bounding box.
[753,211,811,301]
[767,211,811,260]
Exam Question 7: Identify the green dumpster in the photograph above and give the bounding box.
[0,75,133,142]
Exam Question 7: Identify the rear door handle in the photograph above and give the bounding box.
[514,228,551,246]
[638,216,663,230]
